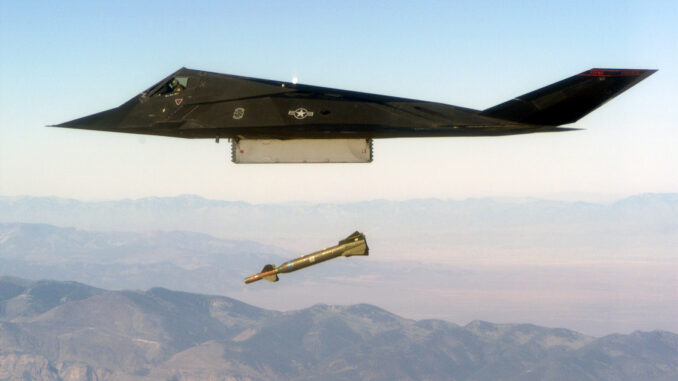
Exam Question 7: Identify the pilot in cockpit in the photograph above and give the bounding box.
[169,78,183,93]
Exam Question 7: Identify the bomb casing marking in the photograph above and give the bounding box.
[244,231,368,284]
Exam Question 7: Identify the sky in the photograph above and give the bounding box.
[1,0,677,203]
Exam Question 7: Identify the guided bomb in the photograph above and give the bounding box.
[244,231,368,284]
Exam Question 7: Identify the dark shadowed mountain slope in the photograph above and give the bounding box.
[0,222,289,292]
[0,277,676,381]
[0,278,102,319]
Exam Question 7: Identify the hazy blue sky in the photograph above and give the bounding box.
[1,1,676,202]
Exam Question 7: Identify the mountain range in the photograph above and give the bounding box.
[1,277,676,381]
[1,193,677,335]
[1,193,676,264]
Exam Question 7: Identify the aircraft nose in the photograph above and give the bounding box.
[51,106,129,130]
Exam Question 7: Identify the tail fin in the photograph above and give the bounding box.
[481,69,656,126]
[338,231,365,245]
[338,231,369,257]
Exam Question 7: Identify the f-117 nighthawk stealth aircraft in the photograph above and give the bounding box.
[52,68,655,163]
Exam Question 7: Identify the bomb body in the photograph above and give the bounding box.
[244,231,368,284]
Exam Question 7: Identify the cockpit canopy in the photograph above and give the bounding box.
[145,76,189,97]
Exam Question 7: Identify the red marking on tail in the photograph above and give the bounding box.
[578,69,648,77]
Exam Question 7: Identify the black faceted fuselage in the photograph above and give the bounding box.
[53,67,655,140]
